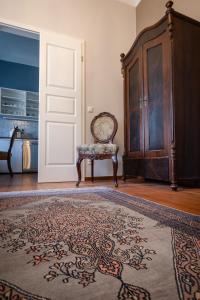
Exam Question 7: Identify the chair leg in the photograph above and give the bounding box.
[112,155,118,187]
[7,157,13,177]
[76,157,83,187]
[91,159,94,182]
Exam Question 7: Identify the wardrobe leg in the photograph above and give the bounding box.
[170,183,178,191]
[122,172,126,181]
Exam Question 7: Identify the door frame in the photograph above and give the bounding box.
[0,17,86,181]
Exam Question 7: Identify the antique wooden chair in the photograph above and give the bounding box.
[76,112,119,187]
[0,126,18,177]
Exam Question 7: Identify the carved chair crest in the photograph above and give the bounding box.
[90,112,118,144]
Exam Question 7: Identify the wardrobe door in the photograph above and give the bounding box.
[126,49,144,158]
[143,33,170,158]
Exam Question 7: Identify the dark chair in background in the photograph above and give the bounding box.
[0,126,18,177]
[76,112,119,187]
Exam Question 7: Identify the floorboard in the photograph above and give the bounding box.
[0,174,199,215]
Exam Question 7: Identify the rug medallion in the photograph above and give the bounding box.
[0,188,199,300]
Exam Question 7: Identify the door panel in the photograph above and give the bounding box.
[143,34,170,158]
[39,31,83,182]
[127,49,143,158]
[46,122,75,165]
[147,44,164,150]
[46,95,75,115]
[47,44,75,89]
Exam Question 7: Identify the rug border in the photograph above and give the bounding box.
[110,189,200,217]
[100,189,200,221]
[0,187,199,218]
[0,187,112,198]
[0,187,199,239]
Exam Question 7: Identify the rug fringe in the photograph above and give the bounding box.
[0,186,114,199]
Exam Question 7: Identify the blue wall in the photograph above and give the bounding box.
[0,30,39,137]
[0,31,39,67]
[0,60,39,92]
[0,31,39,92]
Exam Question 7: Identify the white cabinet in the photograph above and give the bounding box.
[0,88,26,116]
[26,91,39,118]
[0,138,23,173]
[0,87,39,119]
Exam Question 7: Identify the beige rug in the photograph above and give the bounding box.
[0,188,199,300]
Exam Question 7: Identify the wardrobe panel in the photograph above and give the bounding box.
[129,60,140,152]
[147,44,164,151]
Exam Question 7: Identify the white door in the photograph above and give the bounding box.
[38,31,83,182]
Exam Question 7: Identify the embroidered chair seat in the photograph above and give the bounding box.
[77,144,118,155]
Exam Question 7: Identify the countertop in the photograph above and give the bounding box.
[0,137,38,140]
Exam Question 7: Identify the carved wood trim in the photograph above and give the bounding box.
[165,1,174,13]
[166,1,174,39]
[121,15,168,67]
[170,142,178,191]
[165,1,177,190]
[90,112,118,144]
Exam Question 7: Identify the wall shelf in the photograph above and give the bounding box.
[0,87,39,120]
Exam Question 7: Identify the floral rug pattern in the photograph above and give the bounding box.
[0,189,199,300]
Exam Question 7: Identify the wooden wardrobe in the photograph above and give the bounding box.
[121,1,200,190]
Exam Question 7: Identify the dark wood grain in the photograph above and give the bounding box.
[173,16,200,186]
[0,174,199,215]
[121,1,200,189]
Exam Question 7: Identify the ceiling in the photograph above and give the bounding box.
[115,0,141,7]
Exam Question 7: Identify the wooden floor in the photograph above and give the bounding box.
[0,174,199,215]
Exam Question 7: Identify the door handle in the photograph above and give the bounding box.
[143,96,149,107]
[139,97,149,108]
[139,97,143,109]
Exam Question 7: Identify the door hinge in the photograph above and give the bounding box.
[81,56,84,62]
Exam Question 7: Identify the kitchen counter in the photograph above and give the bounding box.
[0,137,38,140]
[0,138,38,173]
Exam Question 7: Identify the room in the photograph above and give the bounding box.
[0,0,199,299]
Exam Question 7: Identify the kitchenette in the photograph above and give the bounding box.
[0,26,39,175]
[0,88,39,174]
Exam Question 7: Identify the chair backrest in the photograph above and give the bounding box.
[8,126,19,154]
[90,112,118,144]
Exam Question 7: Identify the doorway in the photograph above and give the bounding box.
[0,24,39,175]
[0,21,84,183]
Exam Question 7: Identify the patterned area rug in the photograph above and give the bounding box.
[0,187,199,300]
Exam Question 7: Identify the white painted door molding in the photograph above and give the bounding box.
[0,19,85,183]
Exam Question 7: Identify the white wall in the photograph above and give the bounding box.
[0,0,136,177]
[136,0,200,34]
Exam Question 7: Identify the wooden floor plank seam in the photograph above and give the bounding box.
[0,174,199,215]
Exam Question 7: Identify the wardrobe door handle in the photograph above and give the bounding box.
[143,96,149,107]
[139,97,143,109]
